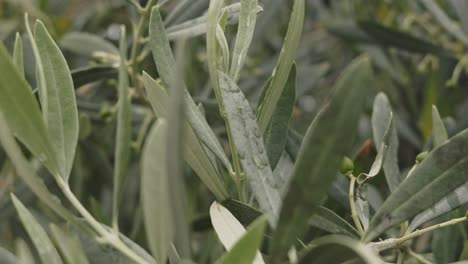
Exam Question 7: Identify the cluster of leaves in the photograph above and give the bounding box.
[1,0,468,263]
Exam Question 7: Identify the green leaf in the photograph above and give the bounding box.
[357,21,453,57]
[15,239,35,264]
[299,235,382,263]
[371,93,401,192]
[364,129,468,241]
[141,120,173,264]
[407,182,468,232]
[210,202,265,263]
[11,194,63,264]
[229,0,258,81]
[270,56,372,259]
[310,207,361,238]
[432,214,464,264]
[260,64,296,169]
[112,26,132,231]
[357,113,394,184]
[0,115,75,222]
[432,105,448,148]
[71,65,118,87]
[0,42,59,175]
[49,224,90,264]
[13,32,24,77]
[216,22,230,73]
[165,41,191,259]
[60,32,119,57]
[206,0,225,105]
[216,216,267,264]
[218,71,281,224]
[149,7,233,178]
[256,0,305,132]
[0,247,17,264]
[142,74,228,200]
[165,3,263,41]
[28,18,79,179]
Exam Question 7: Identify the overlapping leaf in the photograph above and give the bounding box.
[270,56,372,259]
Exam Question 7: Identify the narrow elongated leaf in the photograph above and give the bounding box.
[166,41,191,259]
[142,74,228,200]
[216,216,267,264]
[371,93,400,192]
[357,113,394,184]
[11,194,63,264]
[15,239,35,264]
[364,129,468,241]
[270,56,372,259]
[141,120,173,263]
[149,7,233,176]
[432,105,448,147]
[408,181,468,232]
[206,0,225,105]
[0,114,75,222]
[259,65,296,169]
[0,43,59,175]
[299,235,382,264]
[166,3,263,40]
[216,24,230,72]
[112,26,132,231]
[30,19,79,179]
[229,0,258,81]
[210,202,265,263]
[13,33,24,77]
[256,0,305,132]
[218,71,281,224]
[309,207,360,238]
[60,32,119,57]
[0,247,17,264]
[49,224,90,264]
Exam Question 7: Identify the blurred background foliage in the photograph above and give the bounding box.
[1,0,468,263]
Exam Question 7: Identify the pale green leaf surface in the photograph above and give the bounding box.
[141,120,173,263]
[218,71,281,224]
[49,224,90,264]
[0,247,17,264]
[165,41,191,259]
[256,0,304,132]
[142,73,228,200]
[60,32,119,57]
[0,42,59,175]
[365,129,468,241]
[210,202,265,264]
[0,114,75,222]
[432,105,448,148]
[149,7,233,176]
[33,20,79,179]
[358,113,394,184]
[371,93,400,192]
[216,216,267,264]
[11,194,63,264]
[166,3,262,41]
[112,26,132,230]
[229,0,258,81]
[15,239,35,264]
[270,56,372,258]
[13,32,24,77]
